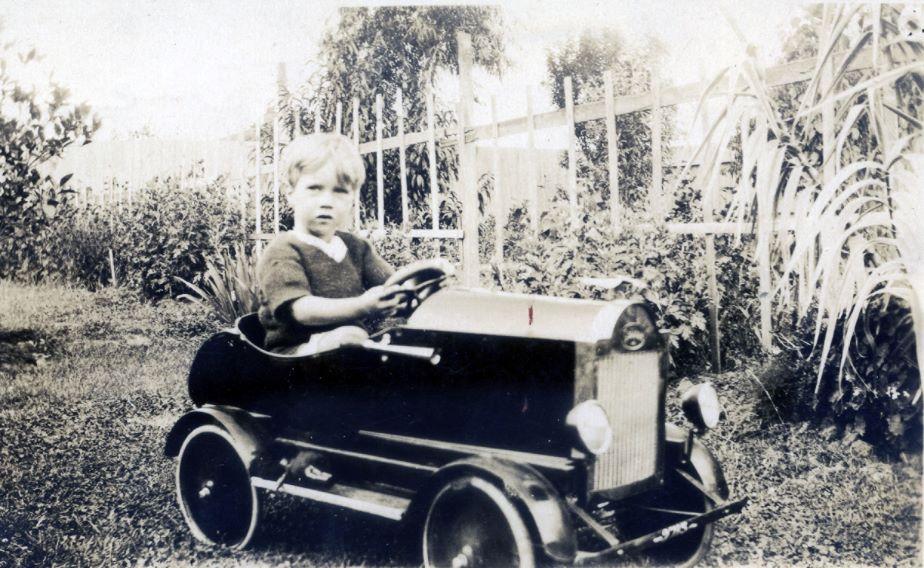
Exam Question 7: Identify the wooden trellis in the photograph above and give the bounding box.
[242,34,886,370]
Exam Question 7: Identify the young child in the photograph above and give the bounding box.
[257,133,402,355]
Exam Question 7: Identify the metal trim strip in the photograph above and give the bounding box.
[251,477,408,521]
[358,430,574,471]
[276,436,439,473]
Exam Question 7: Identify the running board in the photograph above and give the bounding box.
[251,477,410,521]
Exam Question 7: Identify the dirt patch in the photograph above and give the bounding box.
[0,328,59,371]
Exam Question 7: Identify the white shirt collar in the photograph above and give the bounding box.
[292,230,347,262]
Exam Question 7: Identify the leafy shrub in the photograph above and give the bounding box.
[116,177,245,298]
[838,299,921,453]
[755,297,921,454]
[713,235,763,368]
[34,175,246,299]
[752,337,818,426]
[258,191,293,235]
[497,192,733,376]
[0,40,99,281]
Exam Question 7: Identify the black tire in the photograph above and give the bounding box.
[176,425,260,549]
[423,475,536,568]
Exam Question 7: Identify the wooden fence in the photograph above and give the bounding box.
[53,138,251,201]
[257,32,874,370]
[59,31,878,370]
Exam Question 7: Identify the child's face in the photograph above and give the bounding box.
[289,162,354,241]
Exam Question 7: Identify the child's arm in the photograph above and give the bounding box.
[288,286,401,327]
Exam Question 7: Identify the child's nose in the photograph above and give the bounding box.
[318,190,335,206]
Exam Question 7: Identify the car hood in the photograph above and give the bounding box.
[404,287,638,343]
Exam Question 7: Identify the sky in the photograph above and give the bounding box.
[2,0,803,142]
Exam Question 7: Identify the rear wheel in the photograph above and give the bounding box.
[423,476,536,568]
[176,425,260,549]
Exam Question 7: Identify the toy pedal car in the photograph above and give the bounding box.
[165,260,746,566]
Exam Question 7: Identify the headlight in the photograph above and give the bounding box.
[681,382,722,430]
[566,400,612,455]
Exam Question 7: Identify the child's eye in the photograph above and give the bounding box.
[334,187,349,194]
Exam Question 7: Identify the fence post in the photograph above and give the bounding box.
[108,249,118,288]
[254,117,263,257]
[352,97,361,230]
[525,88,539,237]
[273,105,281,234]
[176,143,184,192]
[397,89,409,231]
[564,76,578,228]
[127,140,134,210]
[296,98,304,136]
[240,149,247,235]
[491,95,504,273]
[375,93,385,233]
[701,103,722,372]
[754,115,772,350]
[650,75,663,221]
[277,61,289,138]
[604,70,620,229]
[335,101,343,135]
[457,31,479,287]
[426,87,441,258]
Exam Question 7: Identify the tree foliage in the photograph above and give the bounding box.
[0,38,99,279]
[270,6,506,229]
[546,29,672,212]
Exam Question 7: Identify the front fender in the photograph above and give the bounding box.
[407,456,577,564]
[164,405,266,470]
[665,422,729,500]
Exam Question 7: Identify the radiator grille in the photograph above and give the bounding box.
[591,351,661,492]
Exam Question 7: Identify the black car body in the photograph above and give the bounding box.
[166,267,746,567]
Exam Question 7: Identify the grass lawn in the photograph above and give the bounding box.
[0,280,920,566]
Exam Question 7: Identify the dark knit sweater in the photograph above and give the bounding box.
[256,231,394,350]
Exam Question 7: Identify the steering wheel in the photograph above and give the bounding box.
[383,258,454,316]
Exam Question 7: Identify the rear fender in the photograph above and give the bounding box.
[164,406,266,470]
[665,422,729,500]
[407,456,577,564]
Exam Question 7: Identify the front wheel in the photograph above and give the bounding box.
[614,466,714,567]
[175,424,260,549]
[423,475,536,568]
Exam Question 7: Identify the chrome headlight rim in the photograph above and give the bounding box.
[566,399,613,456]
[680,381,722,431]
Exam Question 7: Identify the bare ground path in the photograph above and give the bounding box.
[0,281,920,566]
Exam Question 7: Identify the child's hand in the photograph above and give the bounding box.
[361,285,407,317]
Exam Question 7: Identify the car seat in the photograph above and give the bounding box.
[236,313,267,349]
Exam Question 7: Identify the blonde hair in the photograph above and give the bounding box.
[281,133,366,190]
